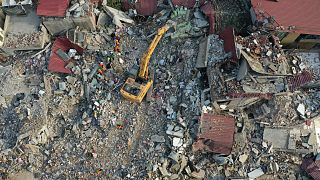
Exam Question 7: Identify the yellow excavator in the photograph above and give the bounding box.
[120,23,175,103]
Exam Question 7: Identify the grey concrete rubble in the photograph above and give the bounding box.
[150,135,165,143]
[248,168,265,179]
[0,0,319,179]
[103,5,135,28]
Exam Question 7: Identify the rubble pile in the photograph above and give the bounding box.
[207,34,231,65]
[0,0,319,179]
[204,28,320,178]
[67,0,94,18]
[4,32,44,49]
[236,32,289,75]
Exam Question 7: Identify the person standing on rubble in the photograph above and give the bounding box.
[113,32,121,53]
[105,51,114,69]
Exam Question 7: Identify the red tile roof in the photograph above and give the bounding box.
[251,0,320,35]
[172,0,205,8]
[193,113,235,155]
[301,157,320,180]
[122,0,157,16]
[135,0,157,16]
[287,70,314,91]
[200,2,215,34]
[219,27,237,62]
[37,0,70,17]
[48,37,84,74]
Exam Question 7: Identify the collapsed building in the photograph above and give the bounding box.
[0,0,319,179]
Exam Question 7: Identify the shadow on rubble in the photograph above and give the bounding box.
[214,0,252,35]
[0,93,26,149]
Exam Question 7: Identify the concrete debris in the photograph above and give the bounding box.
[2,0,32,6]
[207,34,231,65]
[56,49,70,61]
[166,125,184,138]
[247,168,264,179]
[239,154,248,164]
[297,104,306,116]
[150,135,165,143]
[191,169,205,179]
[213,155,230,165]
[0,1,318,180]
[58,82,67,91]
[172,137,183,147]
[103,5,134,28]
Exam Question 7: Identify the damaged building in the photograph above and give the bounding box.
[0,0,319,179]
[250,0,320,49]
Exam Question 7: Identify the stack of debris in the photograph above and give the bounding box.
[66,0,97,18]
[0,0,319,180]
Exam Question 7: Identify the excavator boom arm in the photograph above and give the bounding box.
[138,25,171,79]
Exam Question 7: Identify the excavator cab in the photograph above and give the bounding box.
[120,77,153,103]
[120,22,175,103]
[120,63,153,103]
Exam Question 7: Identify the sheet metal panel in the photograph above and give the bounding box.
[219,27,237,62]
[122,0,157,16]
[287,70,314,91]
[193,113,235,155]
[37,0,70,17]
[200,2,215,34]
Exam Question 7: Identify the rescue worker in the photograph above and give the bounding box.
[113,33,121,53]
[97,62,108,81]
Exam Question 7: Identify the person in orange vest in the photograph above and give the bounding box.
[114,33,121,53]
[116,124,124,129]
[97,62,109,81]
[116,120,124,129]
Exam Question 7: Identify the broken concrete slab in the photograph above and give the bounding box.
[263,128,289,149]
[196,37,209,68]
[97,12,112,27]
[191,169,205,179]
[2,8,49,52]
[248,168,264,179]
[103,5,134,28]
[150,135,165,143]
[239,154,248,164]
[168,151,180,162]
[166,127,184,138]
[172,137,183,147]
